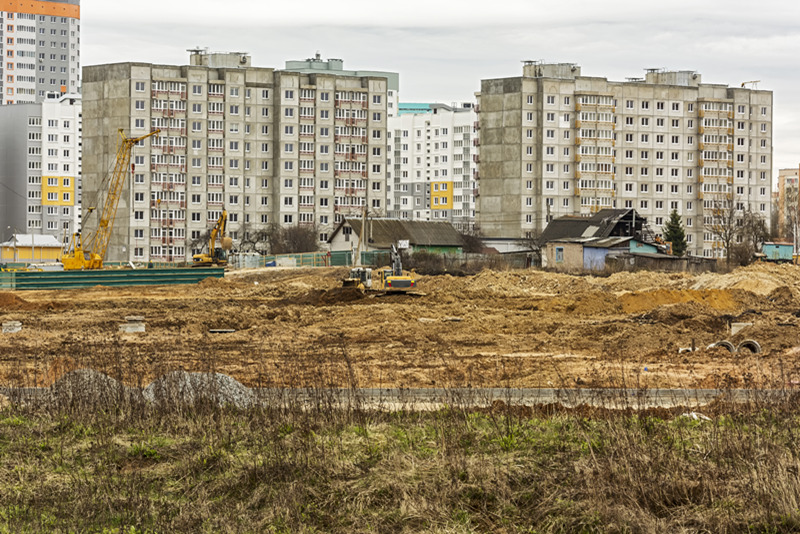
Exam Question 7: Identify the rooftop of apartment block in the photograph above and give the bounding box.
[398,102,475,115]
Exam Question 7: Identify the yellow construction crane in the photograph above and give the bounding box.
[61,128,160,270]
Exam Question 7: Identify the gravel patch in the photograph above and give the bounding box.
[143,371,255,409]
[45,369,143,411]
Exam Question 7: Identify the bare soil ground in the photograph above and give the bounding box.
[1,263,800,390]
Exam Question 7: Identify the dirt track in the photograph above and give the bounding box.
[1,263,799,390]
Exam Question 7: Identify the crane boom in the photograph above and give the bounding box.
[61,128,159,270]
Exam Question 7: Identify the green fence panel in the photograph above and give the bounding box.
[0,268,224,291]
[260,252,335,268]
[329,251,351,266]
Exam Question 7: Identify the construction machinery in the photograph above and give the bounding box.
[343,244,417,294]
[192,209,231,267]
[60,129,160,270]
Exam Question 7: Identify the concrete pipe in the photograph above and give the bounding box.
[737,339,762,354]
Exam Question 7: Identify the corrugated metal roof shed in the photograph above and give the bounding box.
[0,234,61,248]
[538,209,646,244]
[342,218,464,249]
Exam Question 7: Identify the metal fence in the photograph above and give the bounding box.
[0,267,224,291]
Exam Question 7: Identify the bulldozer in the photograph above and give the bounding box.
[192,209,232,267]
[342,244,417,294]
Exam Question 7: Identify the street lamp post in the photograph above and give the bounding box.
[6,226,17,263]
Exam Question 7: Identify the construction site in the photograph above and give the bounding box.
[0,261,798,392]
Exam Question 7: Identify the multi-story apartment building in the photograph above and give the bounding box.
[285,53,400,117]
[82,50,394,264]
[0,0,80,105]
[0,91,82,241]
[386,103,478,231]
[776,167,799,242]
[477,63,773,257]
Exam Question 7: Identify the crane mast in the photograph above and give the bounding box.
[61,128,159,270]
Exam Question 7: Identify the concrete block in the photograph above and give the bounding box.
[731,322,753,336]
[120,316,145,333]
[2,321,22,334]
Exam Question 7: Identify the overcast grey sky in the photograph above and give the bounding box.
[82,0,800,174]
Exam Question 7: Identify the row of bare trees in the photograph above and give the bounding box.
[190,223,320,256]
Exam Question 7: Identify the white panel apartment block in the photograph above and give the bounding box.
[0,92,81,242]
[387,104,478,232]
[0,0,81,105]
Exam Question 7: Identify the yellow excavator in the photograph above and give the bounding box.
[192,209,231,267]
[60,128,160,270]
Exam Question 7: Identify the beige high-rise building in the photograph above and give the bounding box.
[82,51,394,263]
[477,63,773,257]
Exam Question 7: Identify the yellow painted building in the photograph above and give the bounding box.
[42,176,75,207]
[1,234,62,262]
[430,181,453,210]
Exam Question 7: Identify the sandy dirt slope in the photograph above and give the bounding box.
[1,263,799,390]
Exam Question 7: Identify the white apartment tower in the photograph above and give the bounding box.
[477,63,773,257]
[0,0,81,104]
[0,92,82,240]
[82,51,394,264]
[387,103,478,231]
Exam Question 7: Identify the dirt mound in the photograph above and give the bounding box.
[594,270,689,293]
[283,286,366,306]
[0,292,36,311]
[619,288,742,314]
[436,269,597,299]
[198,276,228,287]
[550,291,623,316]
[692,263,800,298]
[767,285,794,306]
[143,371,254,409]
[640,302,723,326]
[320,287,367,304]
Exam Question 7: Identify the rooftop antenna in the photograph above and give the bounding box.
[741,80,761,89]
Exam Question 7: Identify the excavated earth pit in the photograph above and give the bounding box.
[1,262,800,390]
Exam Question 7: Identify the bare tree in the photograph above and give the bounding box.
[237,222,271,254]
[516,230,543,267]
[263,224,320,255]
[781,185,799,246]
[190,229,213,254]
[459,227,485,254]
[706,192,769,266]
[705,192,740,266]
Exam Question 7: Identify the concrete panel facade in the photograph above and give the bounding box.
[477,64,773,258]
[82,51,393,264]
